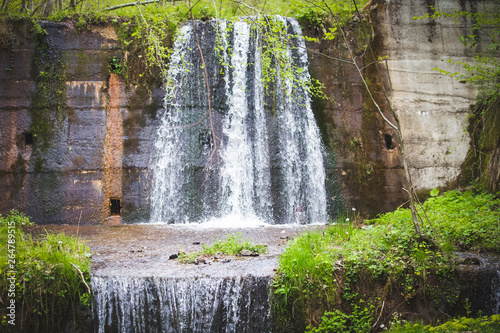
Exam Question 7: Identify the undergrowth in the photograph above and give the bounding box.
[0,210,92,332]
[387,314,500,332]
[272,190,500,332]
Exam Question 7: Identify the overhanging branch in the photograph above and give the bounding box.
[102,0,184,12]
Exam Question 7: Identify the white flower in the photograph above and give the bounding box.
[58,241,63,244]
[352,207,356,211]
[346,218,350,222]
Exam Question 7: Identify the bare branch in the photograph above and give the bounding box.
[188,0,222,211]
[69,262,91,295]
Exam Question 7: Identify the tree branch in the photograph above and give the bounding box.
[188,0,222,211]
[69,262,91,295]
[102,0,183,12]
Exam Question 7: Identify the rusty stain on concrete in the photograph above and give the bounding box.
[103,73,123,225]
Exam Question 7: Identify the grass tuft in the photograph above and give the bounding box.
[178,232,267,263]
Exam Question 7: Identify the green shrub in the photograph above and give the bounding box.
[306,299,375,333]
[372,190,500,253]
[272,190,499,331]
[387,315,500,332]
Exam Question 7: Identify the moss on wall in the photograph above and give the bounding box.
[29,21,67,155]
[459,99,500,192]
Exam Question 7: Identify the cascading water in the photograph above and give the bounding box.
[150,17,327,225]
[92,17,327,333]
[92,275,271,333]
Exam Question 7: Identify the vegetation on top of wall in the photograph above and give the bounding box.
[271,189,500,332]
[1,0,368,88]
[0,210,92,332]
[0,0,368,21]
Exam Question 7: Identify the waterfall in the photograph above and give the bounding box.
[150,17,327,225]
[92,275,271,333]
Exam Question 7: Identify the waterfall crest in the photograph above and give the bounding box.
[150,17,327,225]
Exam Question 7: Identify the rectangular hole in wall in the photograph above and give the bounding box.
[23,133,34,146]
[110,199,121,215]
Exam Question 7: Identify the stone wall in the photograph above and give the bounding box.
[306,0,495,216]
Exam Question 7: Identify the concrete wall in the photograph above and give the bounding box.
[0,20,159,224]
[0,0,494,223]
[371,0,492,189]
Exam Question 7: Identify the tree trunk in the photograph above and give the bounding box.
[20,0,28,13]
[43,0,54,16]
[1,0,9,11]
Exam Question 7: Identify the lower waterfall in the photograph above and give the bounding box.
[149,17,327,225]
[92,275,271,333]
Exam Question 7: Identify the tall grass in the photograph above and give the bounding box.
[0,211,92,332]
[272,190,500,331]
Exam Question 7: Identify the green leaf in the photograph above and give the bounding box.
[430,188,439,197]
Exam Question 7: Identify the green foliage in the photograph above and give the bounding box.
[373,190,500,253]
[117,8,179,83]
[272,190,499,331]
[306,300,375,333]
[387,315,500,333]
[0,210,33,228]
[429,188,439,197]
[291,0,363,27]
[109,55,124,74]
[247,15,327,104]
[178,232,267,263]
[0,211,91,331]
[414,3,500,102]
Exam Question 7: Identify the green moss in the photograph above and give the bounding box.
[73,49,91,78]
[458,99,500,191]
[29,21,68,156]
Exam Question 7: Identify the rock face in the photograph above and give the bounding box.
[0,0,495,224]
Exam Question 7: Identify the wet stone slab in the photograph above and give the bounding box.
[31,224,326,332]
[31,224,326,278]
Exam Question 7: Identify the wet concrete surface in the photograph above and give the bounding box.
[30,224,326,278]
